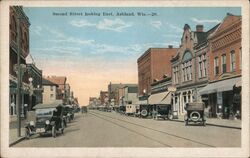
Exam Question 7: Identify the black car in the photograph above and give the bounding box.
[25,101,66,139]
[152,104,173,120]
[184,102,206,126]
[139,104,153,118]
[63,105,74,123]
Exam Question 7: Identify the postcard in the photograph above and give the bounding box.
[0,0,249,158]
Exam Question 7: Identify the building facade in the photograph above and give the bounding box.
[45,76,67,100]
[99,91,109,106]
[137,47,177,98]
[171,24,218,116]
[9,6,31,116]
[42,78,58,104]
[199,14,242,118]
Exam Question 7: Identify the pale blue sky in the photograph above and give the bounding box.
[23,7,241,105]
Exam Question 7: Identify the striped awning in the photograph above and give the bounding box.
[148,91,171,105]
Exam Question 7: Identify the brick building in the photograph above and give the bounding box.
[137,47,177,99]
[199,13,242,118]
[9,6,31,115]
[99,91,108,105]
[171,23,218,115]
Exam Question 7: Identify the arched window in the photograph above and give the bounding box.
[182,51,193,82]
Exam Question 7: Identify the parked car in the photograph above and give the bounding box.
[184,102,206,126]
[25,101,66,139]
[63,105,74,123]
[125,104,136,116]
[139,104,153,118]
[152,104,173,120]
[119,105,126,114]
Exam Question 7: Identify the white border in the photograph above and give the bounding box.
[1,0,249,158]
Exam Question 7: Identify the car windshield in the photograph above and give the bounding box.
[36,108,55,117]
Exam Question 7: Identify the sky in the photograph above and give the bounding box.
[23,7,241,106]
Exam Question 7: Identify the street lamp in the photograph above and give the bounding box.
[143,89,148,105]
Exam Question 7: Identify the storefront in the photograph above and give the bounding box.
[199,77,241,119]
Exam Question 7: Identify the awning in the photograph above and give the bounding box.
[199,77,241,95]
[148,91,171,105]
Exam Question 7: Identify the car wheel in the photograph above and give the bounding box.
[25,128,30,139]
[190,111,201,122]
[141,109,148,117]
[52,126,56,138]
[168,113,173,120]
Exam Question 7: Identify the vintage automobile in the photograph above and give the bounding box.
[139,104,153,118]
[184,102,206,126]
[63,104,74,123]
[152,104,173,120]
[125,104,136,116]
[25,101,66,139]
[119,105,126,114]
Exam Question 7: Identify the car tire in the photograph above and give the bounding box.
[52,126,56,138]
[141,109,148,117]
[168,113,173,120]
[190,111,201,122]
[25,128,30,139]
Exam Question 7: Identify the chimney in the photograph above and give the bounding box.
[168,45,173,49]
[196,25,204,32]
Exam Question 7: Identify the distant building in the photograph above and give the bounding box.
[42,78,58,104]
[45,76,67,100]
[108,82,138,106]
[137,47,177,99]
[99,91,108,105]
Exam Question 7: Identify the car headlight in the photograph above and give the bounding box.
[30,121,35,126]
[45,120,50,125]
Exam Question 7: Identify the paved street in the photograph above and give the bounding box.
[13,110,240,147]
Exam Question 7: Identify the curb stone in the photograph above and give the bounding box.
[9,136,25,147]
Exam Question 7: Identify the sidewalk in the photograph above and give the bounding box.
[172,115,241,129]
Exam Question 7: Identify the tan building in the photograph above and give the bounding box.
[137,47,177,98]
[45,76,67,100]
[42,78,58,104]
[99,91,108,105]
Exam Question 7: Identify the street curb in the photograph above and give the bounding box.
[170,119,241,130]
[9,136,25,147]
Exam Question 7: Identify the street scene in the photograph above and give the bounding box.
[8,6,243,149]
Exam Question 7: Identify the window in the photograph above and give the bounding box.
[198,56,202,78]
[50,86,53,91]
[203,54,207,77]
[221,54,227,73]
[173,66,179,84]
[10,15,17,42]
[214,57,219,75]
[230,50,236,71]
[181,51,192,82]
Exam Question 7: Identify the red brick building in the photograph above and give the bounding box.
[199,13,242,118]
[99,91,108,105]
[137,47,177,98]
[9,6,31,115]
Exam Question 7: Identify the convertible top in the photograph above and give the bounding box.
[186,102,205,111]
[33,100,64,109]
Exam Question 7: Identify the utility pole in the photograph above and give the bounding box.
[16,16,21,137]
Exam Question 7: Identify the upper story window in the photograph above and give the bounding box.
[198,54,207,78]
[214,57,219,75]
[221,54,227,73]
[173,66,179,84]
[10,15,17,42]
[230,50,236,71]
[182,51,192,82]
